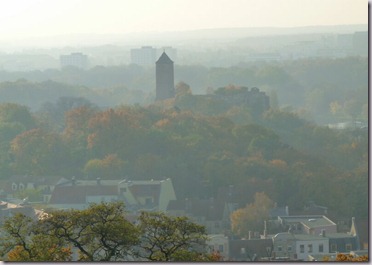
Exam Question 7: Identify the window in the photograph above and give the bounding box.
[331,244,337,252]
[300,245,304,253]
[319,244,324,253]
[266,247,272,255]
[308,244,313,253]
[219,245,224,252]
[287,246,292,252]
[277,246,282,252]
[241,247,246,255]
[346,244,352,251]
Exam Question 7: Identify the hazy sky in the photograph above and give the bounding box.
[0,0,367,40]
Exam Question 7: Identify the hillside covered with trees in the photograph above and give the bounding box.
[0,85,367,220]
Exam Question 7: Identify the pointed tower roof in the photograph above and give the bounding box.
[156,52,173,64]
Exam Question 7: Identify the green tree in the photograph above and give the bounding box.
[14,188,42,202]
[136,211,208,261]
[43,202,139,261]
[0,103,35,130]
[10,128,67,175]
[0,213,72,261]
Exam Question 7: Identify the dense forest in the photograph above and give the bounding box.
[0,81,367,220]
[0,55,367,222]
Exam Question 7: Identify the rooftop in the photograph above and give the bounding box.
[156,52,173,64]
[278,215,336,228]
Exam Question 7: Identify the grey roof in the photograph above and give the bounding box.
[278,215,336,228]
[269,206,288,218]
[156,52,173,64]
[293,234,330,241]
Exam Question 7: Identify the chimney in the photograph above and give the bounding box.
[263,220,267,238]
[285,205,289,216]
[71,176,76,185]
[248,231,252,239]
[96,177,101,185]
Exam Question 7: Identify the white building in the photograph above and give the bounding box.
[130,46,177,66]
[272,232,329,260]
[60,52,89,69]
[206,234,229,260]
[130,46,157,66]
[48,177,176,212]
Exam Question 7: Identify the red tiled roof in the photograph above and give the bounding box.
[128,184,161,203]
[49,185,117,204]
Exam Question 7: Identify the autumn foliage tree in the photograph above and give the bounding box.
[231,192,274,238]
[10,128,67,175]
[83,153,127,179]
[322,253,368,262]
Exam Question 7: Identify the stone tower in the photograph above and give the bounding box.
[156,52,175,101]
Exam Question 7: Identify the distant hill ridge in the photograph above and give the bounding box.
[0,24,367,50]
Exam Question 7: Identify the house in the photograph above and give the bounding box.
[118,178,176,212]
[167,197,225,234]
[277,215,337,235]
[166,185,240,234]
[48,177,176,212]
[229,238,273,261]
[1,175,60,203]
[0,200,47,225]
[271,228,331,260]
[271,216,361,261]
[206,234,229,260]
[48,185,118,210]
[166,196,239,235]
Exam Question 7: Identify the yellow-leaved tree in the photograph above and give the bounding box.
[231,192,274,238]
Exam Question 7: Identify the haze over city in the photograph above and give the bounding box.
[0,0,367,47]
[0,0,368,262]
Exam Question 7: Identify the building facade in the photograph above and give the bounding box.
[130,46,157,66]
[60,52,88,69]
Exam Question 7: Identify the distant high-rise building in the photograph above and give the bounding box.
[60,53,88,69]
[156,52,175,101]
[130,46,157,66]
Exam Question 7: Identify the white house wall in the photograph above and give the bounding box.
[295,238,329,260]
[158,179,176,212]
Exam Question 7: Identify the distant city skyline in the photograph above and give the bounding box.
[0,0,367,42]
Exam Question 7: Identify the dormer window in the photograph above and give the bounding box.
[19,183,25,190]
[11,183,17,191]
